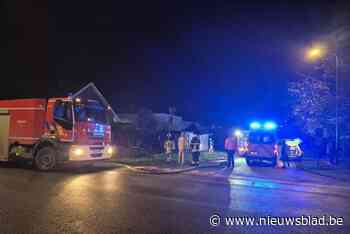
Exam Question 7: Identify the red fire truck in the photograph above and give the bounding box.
[0,83,118,171]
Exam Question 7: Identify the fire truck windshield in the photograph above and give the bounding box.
[74,104,108,124]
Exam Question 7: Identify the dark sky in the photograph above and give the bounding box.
[1,0,347,126]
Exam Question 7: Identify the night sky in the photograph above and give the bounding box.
[1,0,348,126]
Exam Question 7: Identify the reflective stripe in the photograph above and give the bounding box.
[0,107,45,111]
[9,137,40,140]
[61,139,74,142]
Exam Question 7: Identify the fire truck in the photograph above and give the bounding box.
[244,121,303,167]
[0,83,118,171]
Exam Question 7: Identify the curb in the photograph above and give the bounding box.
[110,161,223,175]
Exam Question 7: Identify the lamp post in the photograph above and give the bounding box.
[335,53,339,151]
[306,45,339,150]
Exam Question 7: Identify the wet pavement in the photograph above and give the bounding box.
[186,158,350,186]
[1,161,350,233]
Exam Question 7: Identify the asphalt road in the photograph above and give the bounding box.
[1,161,350,234]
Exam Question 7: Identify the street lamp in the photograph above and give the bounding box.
[307,48,322,60]
[305,44,339,150]
[305,45,325,61]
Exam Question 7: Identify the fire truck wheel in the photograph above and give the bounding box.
[34,147,57,171]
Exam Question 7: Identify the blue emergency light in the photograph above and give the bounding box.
[250,122,261,130]
[264,121,277,130]
[250,121,277,130]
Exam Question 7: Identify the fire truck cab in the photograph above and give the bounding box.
[0,83,118,171]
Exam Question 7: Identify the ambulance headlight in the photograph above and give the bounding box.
[106,146,114,155]
[234,129,242,137]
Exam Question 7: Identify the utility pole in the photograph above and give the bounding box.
[168,106,176,134]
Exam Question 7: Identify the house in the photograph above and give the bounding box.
[116,112,211,151]
[118,112,200,132]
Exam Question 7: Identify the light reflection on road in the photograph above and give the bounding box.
[43,168,123,233]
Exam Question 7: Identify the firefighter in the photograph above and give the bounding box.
[279,139,289,168]
[224,134,237,168]
[164,134,174,162]
[276,139,284,168]
[178,132,186,166]
[190,134,201,166]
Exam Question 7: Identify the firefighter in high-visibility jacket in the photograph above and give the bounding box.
[178,133,186,166]
[164,136,174,162]
[190,134,201,166]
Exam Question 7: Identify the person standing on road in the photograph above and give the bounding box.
[164,134,174,162]
[178,132,186,167]
[190,134,201,166]
[279,139,289,168]
[224,134,237,168]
